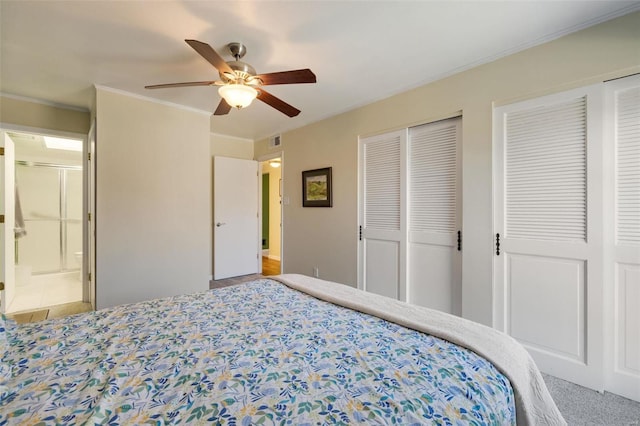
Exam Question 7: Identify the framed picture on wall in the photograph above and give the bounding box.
[302,167,332,207]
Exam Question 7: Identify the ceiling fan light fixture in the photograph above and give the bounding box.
[218,84,258,109]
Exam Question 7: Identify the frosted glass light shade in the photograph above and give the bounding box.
[218,84,258,109]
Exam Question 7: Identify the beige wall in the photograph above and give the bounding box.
[255,12,640,325]
[96,89,211,309]
[211,133,254,160]
[0,95,90,134]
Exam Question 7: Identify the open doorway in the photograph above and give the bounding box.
[260,156,282,276]
[1,129,89,316]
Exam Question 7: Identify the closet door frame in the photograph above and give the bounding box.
[357,117,462,312]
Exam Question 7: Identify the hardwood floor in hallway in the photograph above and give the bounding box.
[262,256,281,276]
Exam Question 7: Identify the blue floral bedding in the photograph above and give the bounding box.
[1,279,515,425]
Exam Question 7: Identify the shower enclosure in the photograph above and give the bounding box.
[16,161,83,276]
[12,161,83,312]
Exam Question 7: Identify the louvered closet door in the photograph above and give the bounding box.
[358,130,406,300]
[494,85,604,390]
[408,118,461,315]
[605,75,640,402]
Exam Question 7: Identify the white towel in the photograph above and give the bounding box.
[14,185,27,239]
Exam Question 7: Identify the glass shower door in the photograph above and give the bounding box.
[16,165,62,275]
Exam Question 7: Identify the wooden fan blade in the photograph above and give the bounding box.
[255,69,316,85]
[214,99,232,116]
[257,89,300,117]
[185,39,234,75]
[145,81,220,89]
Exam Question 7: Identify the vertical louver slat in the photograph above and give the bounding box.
[506,97,587,241]
[364,134,401,230]
[617,87,640,245]
[409,122,458,233]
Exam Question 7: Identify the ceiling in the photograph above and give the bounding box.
[1,1,638,141]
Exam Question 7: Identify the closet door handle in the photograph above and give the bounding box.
[216,222,226,227]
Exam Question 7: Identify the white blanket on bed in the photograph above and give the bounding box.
[272,274,566,426]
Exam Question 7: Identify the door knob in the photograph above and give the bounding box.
[216,222,226,227]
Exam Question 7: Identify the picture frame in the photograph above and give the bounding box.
[302,167,332,207]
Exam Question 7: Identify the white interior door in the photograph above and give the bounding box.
[213,156,259,280]
[408,118,462,315]
[494,85,604,391]
[0,132,16,313]
[358,130,407,300]
[604,75,640,402]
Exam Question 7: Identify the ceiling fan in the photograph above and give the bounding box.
[145,39,316,117]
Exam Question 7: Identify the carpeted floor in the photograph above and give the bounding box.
[543,373,640,425]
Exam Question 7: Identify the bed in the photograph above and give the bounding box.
[1,274,565,425]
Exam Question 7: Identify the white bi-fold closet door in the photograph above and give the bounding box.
[358,117,461,315]
[604,75,640,402]
[494,75,640,401]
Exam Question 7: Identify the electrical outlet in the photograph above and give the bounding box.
[313,267,319,278]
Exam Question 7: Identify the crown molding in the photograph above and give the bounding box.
[94,85,212,116]
[0,92,89,113]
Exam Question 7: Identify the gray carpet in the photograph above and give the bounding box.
[544,374,640,425]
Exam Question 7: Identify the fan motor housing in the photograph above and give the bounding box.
[220,42,258,83]
[221,60,257,83]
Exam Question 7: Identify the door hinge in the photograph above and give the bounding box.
[88,213,91,221]
[0,214,4,224]
[0,147,4,156]
[359,225,362,241]
[495,233,501,256]
[457,230,462,251]
[88,272,92,281]
[0,282,4,291]
[88,152,91,161]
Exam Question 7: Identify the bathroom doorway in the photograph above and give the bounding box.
[259,155,282,276]
[2,130,88,314]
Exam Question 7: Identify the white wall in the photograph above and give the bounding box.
[95,89,211,309]
[254,12,640,326]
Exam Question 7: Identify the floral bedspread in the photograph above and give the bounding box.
[1,279,515,425]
